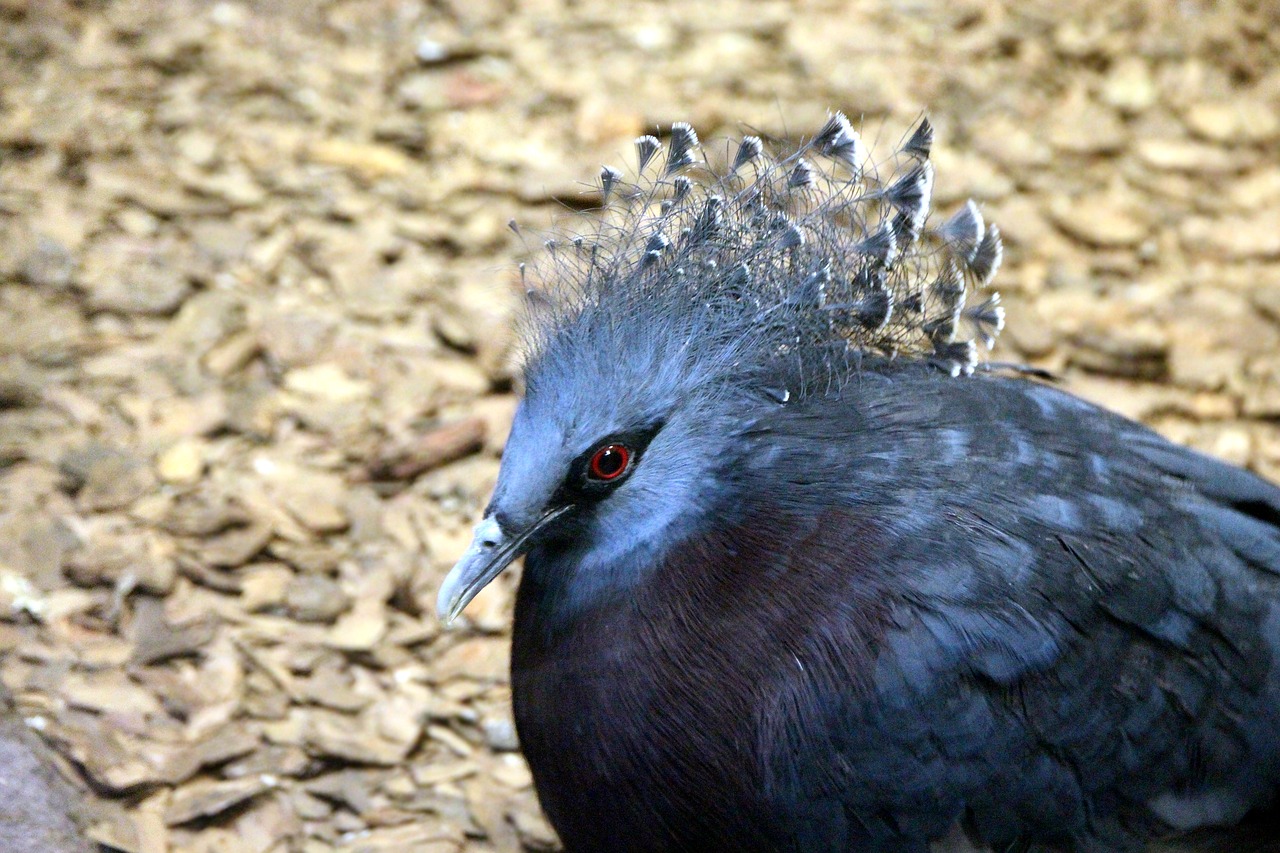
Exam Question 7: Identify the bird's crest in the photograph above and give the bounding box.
[515,113,1005,382]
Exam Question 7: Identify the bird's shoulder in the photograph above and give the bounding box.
[744,370,1280,847]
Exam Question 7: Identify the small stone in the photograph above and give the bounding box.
[41,588,101,622]
[300,665,368,713]
[358,418,486,482]
[268,540,342,574]
[0,511,75,591]
[327,597,387,651]
[165,728,260,787]
[1135,139,1237,174]
[1068,320,1168,380]
[257,311,337,370]
[1047,89,1128,155]
[65,530,177,595]
[1252,282,1280,325]
[17,232,75,289]
[415,38,449,64]
[1101,57,1157,114]
[411,759,479,788]
[973,114,1052,170]
[1185,100,1280,145]
[53,719,163,793]
[202,521,273,568]
[129,597,217,665]
[61,671,163,716]
[1181,211,1280,260]
[161,490,247,537]
[60,444,156,512]
[0,570,48,620]
[1245,358,1280,418]
[470,395,518,456]
[181,165,266,208]
[428,357,491,397]
[490,753,533,789]
[164,777,272,826]
[430,637,509,683]
[481,715,519,752]
[370,693,427,751]
[189,219,255,268]
[5,294,86,365]
[257,462,350,533]
[115,206,160,238]
[0,358,44,409]
[240,564,294,611]
[1228,167,1280,211]
[203,330,261,377]
[290,495,348,535]
[289,789,334,821]
[79,235,194,315]
[305,709,415,765]
[152,394,229,441]
[1205,427,1253,468]
[156,439,205,485]
[308,139,413,180]
[511,801,559,850]
[284,363,371,403]
[285,574,351,624]
[1048,193,1150,248]
[1052,19,1105,57]
[175,129,220,168]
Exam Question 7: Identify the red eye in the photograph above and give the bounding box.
[588,444,631,481]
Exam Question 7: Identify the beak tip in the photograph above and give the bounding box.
[435,587,463,625]
[436,509,559,627]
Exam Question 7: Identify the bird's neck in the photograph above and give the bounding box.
[509,507,895,848]
[513,504,893,658]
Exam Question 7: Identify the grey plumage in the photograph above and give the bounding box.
[939,200,985,263]
[516,114,1001,379]
[814,111,865,170]
[666,121,700,175]
[732,135,765,173]
[884,160,935,245]
[599,164,624,202]
[902,115,934,160]
[789,158,815,189]
[966,294,1006,349]
[969,225,1004,285]
[635,134,662,172]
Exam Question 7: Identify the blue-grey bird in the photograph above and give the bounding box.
[436,114,1280,852]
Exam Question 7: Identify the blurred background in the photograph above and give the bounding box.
[0,0,1277,850]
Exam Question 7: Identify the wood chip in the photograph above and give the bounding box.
[163,776,272,826]
[354,418,486,483]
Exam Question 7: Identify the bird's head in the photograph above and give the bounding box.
[437,116,1005,624]
[436,277,764,623]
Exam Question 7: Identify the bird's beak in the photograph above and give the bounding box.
[436,506,570,624]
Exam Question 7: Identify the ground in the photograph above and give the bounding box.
[1,0,1279,850]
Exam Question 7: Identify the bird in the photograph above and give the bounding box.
[436,113,1280,852]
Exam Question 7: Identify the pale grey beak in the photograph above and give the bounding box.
[436,507,570,624]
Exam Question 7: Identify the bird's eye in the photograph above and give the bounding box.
[588,444,631,482]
